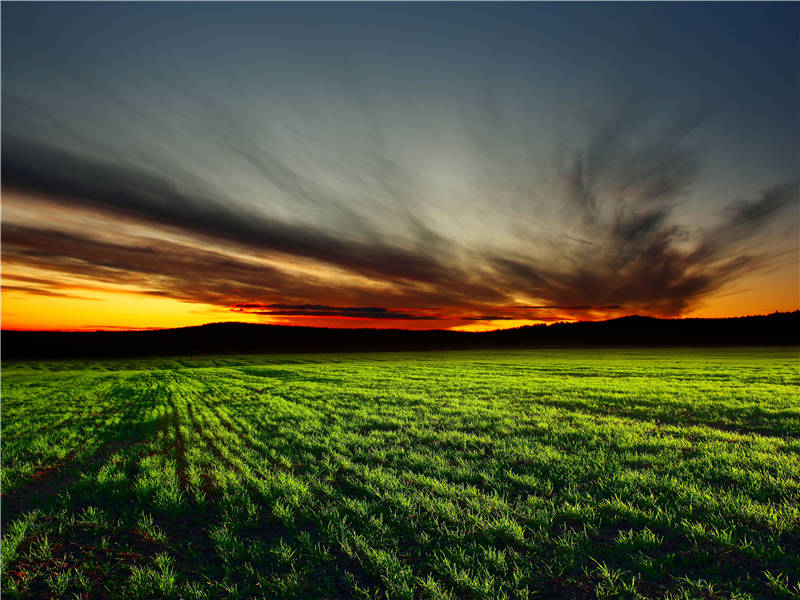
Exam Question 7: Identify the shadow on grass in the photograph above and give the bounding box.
[2,397,163,525]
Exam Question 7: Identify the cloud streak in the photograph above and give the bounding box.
[231,303,439,320]
[1,135,455,286]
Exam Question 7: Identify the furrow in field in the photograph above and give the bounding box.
[184,401,257,490]
[202,393,534,503]
[188,401,291,490]
[2,380,166,522]
[183,398,414,597]
[166,398,190,493]
[2,377,160,492]
[2,418,165,525]
[189,389,532,594]
[200,398,292,473]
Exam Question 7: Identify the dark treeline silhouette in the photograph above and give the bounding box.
[2,312,798,360]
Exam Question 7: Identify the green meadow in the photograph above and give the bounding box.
[1,348,799,600]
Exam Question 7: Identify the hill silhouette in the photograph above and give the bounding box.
[2,312,798,360]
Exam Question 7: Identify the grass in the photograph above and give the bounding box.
[1,347,799,599]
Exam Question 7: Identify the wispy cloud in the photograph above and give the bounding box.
[482,107,798,316]
[1,284,95,300]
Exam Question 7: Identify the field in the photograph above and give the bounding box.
[1,348,799,600]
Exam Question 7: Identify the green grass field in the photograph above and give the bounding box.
[2,348,799,600]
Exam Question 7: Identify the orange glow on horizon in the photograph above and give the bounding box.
[685,256,799,320]
[1,287,260,331]
[451,319,547,332]
[3,280,797,333]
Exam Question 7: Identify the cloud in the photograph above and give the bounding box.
[509,305,621,311]
[457,315,518,321]
[0,218,494,323]
[2,94,797,324]
[1,284,95,300]
[231,303,439,320]
[482,107,798,316]
[1,135,455,286]
[1,222,329,307]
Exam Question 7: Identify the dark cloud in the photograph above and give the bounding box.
[79,325,162,331]
[483,108,798,316]
[457,315,517,321]
[1,221,494,322]
[1,222,329,307]
[2,273,73,287]
[1,136,454,286]
[562,108,702,222]
[690,182,800,262]
[509,305,621,311]
[231,303,439,320]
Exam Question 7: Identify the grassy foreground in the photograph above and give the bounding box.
[1,348,799,599]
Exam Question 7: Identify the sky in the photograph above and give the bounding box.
[2,2,798,331]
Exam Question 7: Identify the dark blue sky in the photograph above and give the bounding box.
[2,3,798,329]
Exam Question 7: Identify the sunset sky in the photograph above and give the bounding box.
[2,2,798,331]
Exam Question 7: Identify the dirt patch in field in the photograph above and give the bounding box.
[6,520,165,600]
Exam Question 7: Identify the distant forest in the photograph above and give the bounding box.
[2,312,797,360]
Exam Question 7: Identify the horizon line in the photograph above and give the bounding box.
[3,310,798,334]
